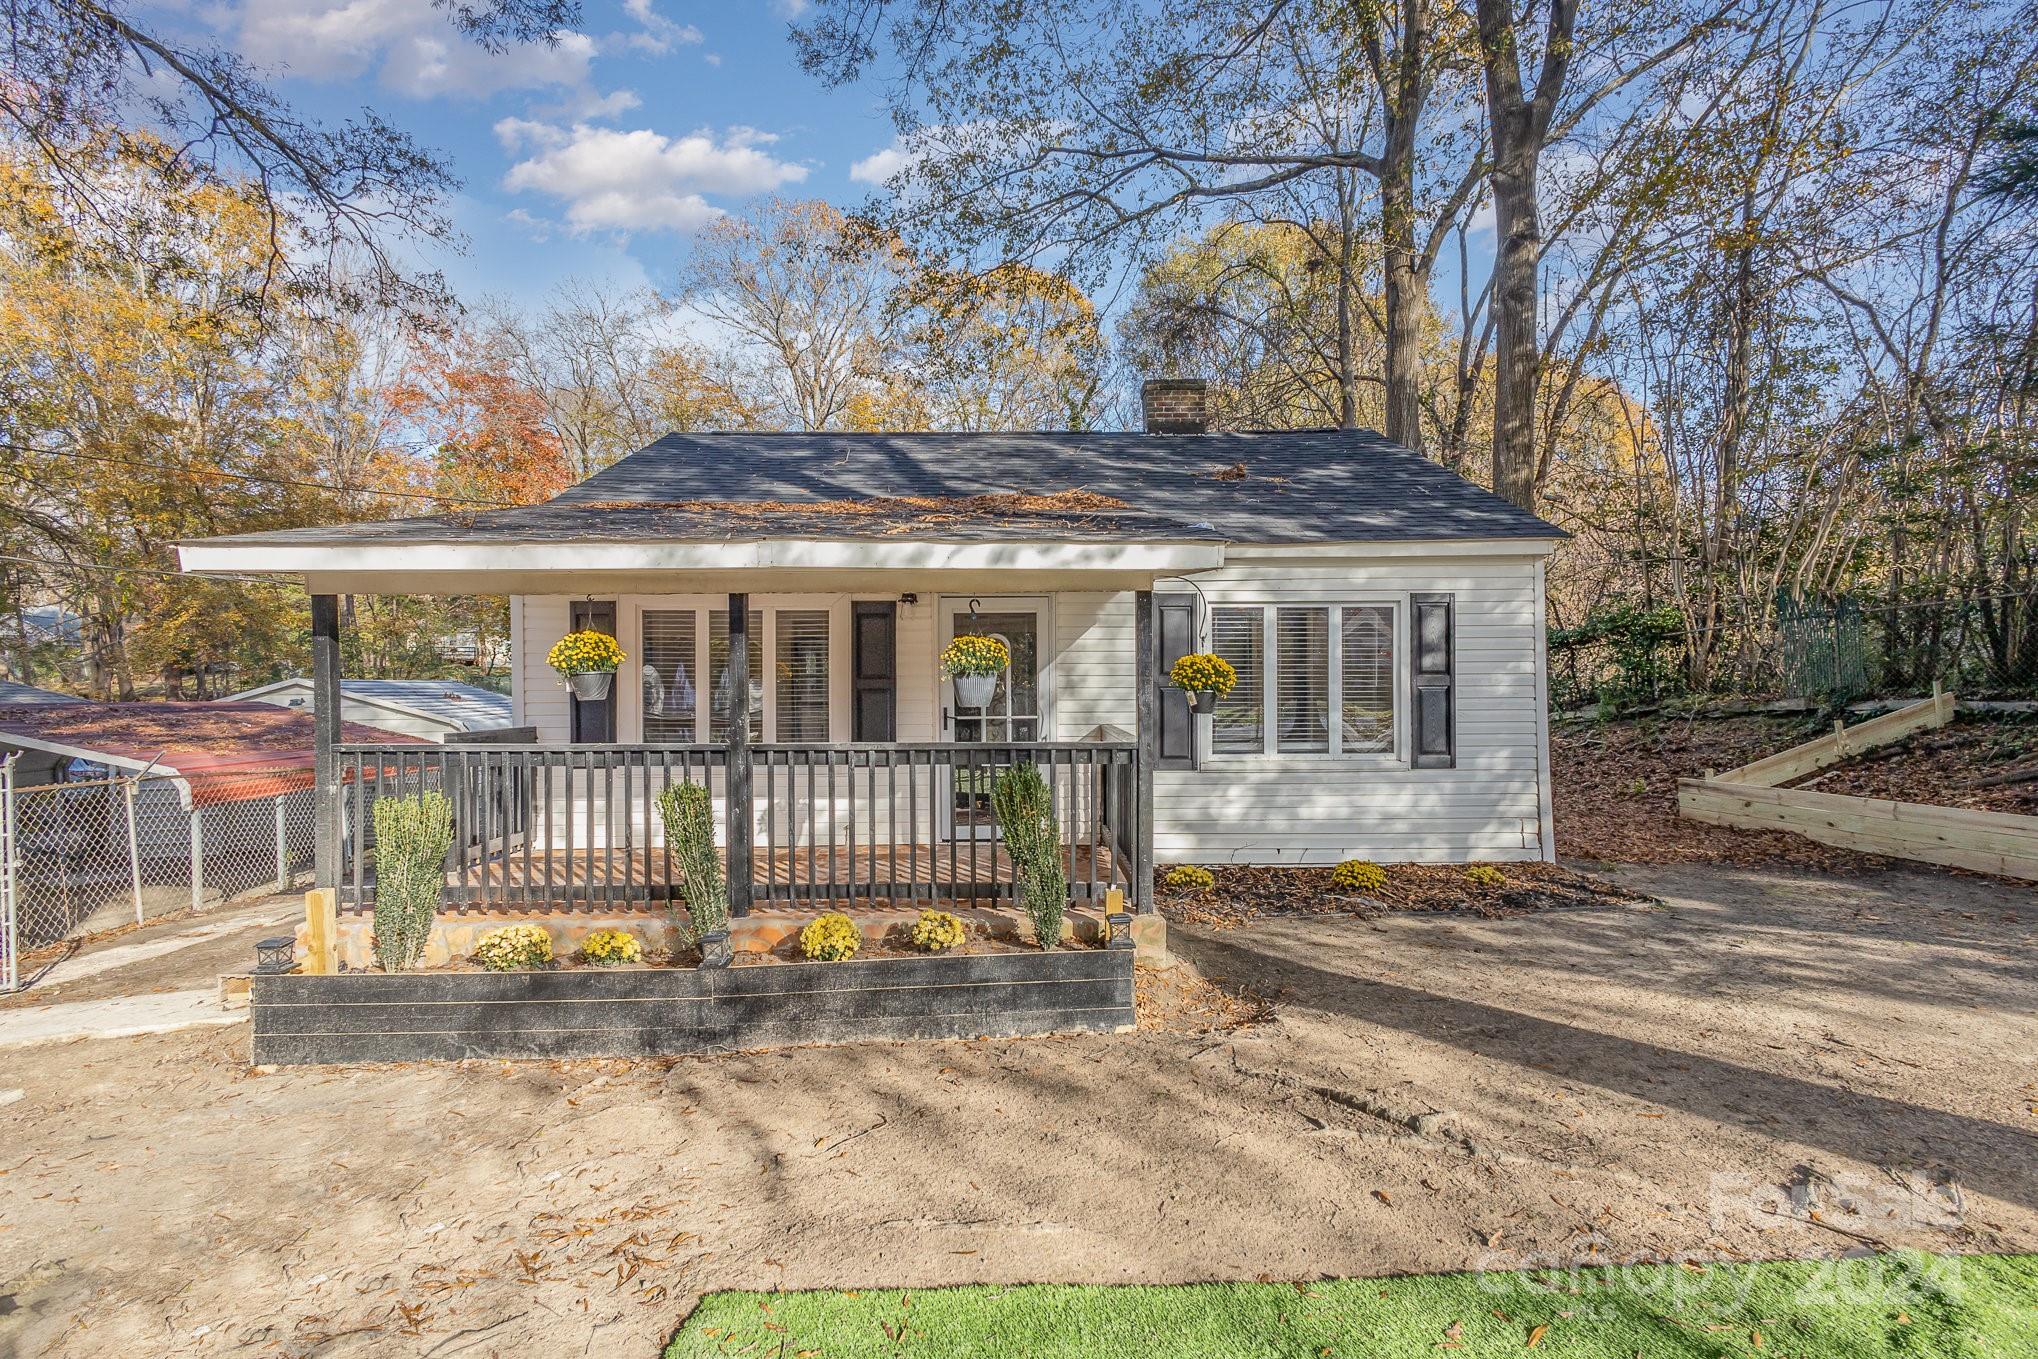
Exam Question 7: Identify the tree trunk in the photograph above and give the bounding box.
[1488,159,1540,509]
[1381,109,1423,449]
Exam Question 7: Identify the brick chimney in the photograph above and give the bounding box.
[1141,378,1210,434]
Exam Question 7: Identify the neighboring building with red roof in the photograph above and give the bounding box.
[0,702,422,807]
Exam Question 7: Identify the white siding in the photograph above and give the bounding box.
[1049,551,1552,864]
[519,595,575,742]
[509,547,1553,866]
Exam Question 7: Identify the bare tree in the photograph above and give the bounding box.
[795,0,1485,445]
[679,198,910,431]
[0,0,576,325]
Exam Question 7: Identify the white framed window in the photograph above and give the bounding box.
[633,602,837,743]
[1209,602,1400,758]
[641,608,698,742]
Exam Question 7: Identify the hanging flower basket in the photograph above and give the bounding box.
[549,630,624,701]
[1170,652,1237,715]
[941,634,1010,710]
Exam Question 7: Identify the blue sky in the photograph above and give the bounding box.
[162,0,903,309]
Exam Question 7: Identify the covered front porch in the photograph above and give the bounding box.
[180,513,1229,958]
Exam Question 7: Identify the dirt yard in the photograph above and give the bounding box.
[2,863,2033,1357]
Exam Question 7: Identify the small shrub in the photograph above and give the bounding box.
[1463,864,1507,888]
[991,762,1068,949]
[370,790,453,973]
[475,923,553,971]
[1163,864,1215,892]
[580,928,642,967]
[655,781,726,941]
[800,912,861,962]
[1331,859,1389,893]
[910,909,966,953]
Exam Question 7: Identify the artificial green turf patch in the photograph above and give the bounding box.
[666,1252,2038,1358]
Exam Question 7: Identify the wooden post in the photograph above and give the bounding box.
[310,594,342,891]
[303,887,337,974]
[1133,589,1157,914]
[725,593,754,917]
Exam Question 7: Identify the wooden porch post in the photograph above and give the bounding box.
[310,593,342,892]
[1133,589,1157,913]
[725,593,754,916]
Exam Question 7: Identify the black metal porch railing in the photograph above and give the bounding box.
[334,740,1147,917]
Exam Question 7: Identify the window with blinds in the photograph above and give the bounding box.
[1276,607,1331,752]
[1207,602,1398,759]
[708,609,763,743]
[1210,606,1264,753]
[1340,605,1395,752]
[775,609,830,741]
[641,609,698,742]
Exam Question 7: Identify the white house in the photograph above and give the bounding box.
[178,380,1563,954]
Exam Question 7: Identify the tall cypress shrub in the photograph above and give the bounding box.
[991,762,1067,949]
[370,790,453,972]
[656,781,727,941]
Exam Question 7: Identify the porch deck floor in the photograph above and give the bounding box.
[352,842,1127,913]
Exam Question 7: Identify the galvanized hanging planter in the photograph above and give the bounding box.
[1192,689,1218,715]
[567,670,615,701]
[952,671,998,709]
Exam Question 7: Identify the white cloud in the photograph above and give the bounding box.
[849,137,920,186]
[500,122,808,234]
[773,0,811,17]
[619,0,703,54]
[703,52,722,66]
[564,87,643,119]
[233,1,595,99]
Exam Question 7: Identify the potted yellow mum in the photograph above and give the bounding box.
[941,633,1009,709]
[548,629,625,701]
[1170,652,1238,714]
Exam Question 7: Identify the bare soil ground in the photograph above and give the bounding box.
[2,864,2033,1358]
[1554,713,1896,868]
[1794,712,2038,814]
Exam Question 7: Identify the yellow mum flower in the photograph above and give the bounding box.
[548,630,624,675]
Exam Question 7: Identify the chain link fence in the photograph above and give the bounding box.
[1,756,316,993]
[1779,591,2038,702]
[1551,590,2038,711]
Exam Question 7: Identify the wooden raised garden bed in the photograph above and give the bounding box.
[1677,689,2038,880]
[250,947,1136,1065]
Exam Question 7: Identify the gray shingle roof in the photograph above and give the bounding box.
[0,679,84,705]
[189,429,1562,547]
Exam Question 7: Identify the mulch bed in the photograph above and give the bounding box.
[1788,712,2038,815]
[1158,862,1650,932]
[1551,713,1896,869]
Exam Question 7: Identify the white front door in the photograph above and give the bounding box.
[940,597,1051,839]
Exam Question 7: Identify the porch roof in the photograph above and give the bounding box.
[177,499,1229,594]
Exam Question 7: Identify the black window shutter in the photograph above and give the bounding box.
[569,599,618,743]
[1410,593,1455,769]
[1155,592,1199,770]
[851,601,897,742]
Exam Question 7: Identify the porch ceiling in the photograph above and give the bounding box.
[177,536,1229,596]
